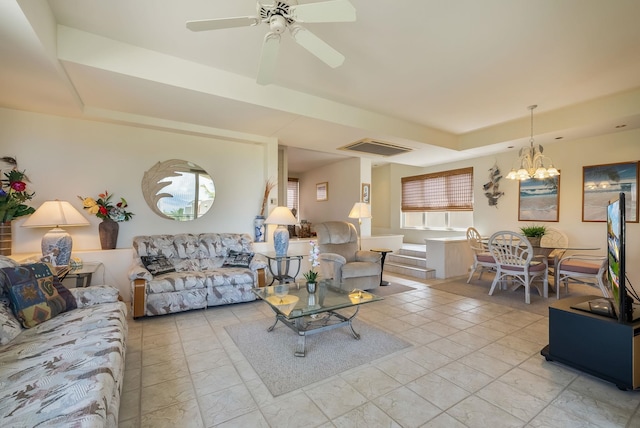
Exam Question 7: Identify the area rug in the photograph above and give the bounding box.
[369,282,418,297]
[224,318,412,396]
[429,276,602,316]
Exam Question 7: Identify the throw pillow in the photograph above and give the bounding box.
[223,251,254,268]
[0,263,77,328]
[0,300,22,345]
[141,255,176,275]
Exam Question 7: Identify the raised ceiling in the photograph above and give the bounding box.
[2,0,640,172]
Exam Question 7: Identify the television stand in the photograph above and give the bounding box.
[541,295,640,391]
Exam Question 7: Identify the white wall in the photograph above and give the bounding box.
[373,130,640,286]
[298,157,373,235]
[1,108,278,254]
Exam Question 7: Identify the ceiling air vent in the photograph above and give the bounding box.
[339,139,412,157]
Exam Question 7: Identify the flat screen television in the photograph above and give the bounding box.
[607,193,626,321]
[573,192,639,322]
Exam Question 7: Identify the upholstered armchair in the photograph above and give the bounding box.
[314,221,382,291]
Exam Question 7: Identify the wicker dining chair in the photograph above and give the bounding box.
[488,231,549,304]
[466,227,496,283]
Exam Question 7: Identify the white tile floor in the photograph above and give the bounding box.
[119,274,640,427]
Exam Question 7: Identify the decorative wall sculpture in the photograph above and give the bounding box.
[483,163,504,207]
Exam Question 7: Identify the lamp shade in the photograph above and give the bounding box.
[22,200,89,266]
[348,202,371,219]
[264,207,297,257]
[264,206,297,225]
[22,200,90,228]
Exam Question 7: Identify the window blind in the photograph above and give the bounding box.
[287,178,299,215]
[401,167,473,212]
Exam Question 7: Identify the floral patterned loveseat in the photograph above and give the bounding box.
[0,258,127,427]
[128,233,267,318]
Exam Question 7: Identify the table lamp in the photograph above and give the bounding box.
[264,206,297,257]
[22,200,90,266]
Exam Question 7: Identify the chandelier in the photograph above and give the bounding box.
[506,105,560,181]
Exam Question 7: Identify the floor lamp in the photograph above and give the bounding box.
[348,202,371,250]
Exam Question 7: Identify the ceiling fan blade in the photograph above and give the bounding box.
[291,27,345,68]
[290,0,356,23]
[186,16,259,32]
[256,33,281,85]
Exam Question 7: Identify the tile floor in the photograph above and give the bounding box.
[119,274,640,427]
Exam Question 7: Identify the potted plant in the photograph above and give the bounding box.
[303,240,320,293]
[0,158,35,255]
[520,224,546,247]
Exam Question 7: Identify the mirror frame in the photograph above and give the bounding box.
[142,159,215,221]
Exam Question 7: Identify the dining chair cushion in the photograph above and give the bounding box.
[477,253,495,263]
[559,260,600,274]
[497,261,546,272]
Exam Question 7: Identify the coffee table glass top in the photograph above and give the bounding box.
[252,279,382,319]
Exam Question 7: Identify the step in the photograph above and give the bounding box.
[380,243,433,280]
[387,253,427,269]
[398,244,426,259]
[385,262,436,280]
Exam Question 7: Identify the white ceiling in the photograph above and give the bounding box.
[2,0,640,174]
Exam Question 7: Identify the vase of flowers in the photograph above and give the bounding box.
[303,240,320,293]
[78,191,134,250]
[0,158,35,255]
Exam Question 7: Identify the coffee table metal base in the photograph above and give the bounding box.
[267,307,361,357]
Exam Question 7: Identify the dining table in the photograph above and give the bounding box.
[482,235,600,298]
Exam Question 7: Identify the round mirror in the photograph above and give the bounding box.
[142,159,215,221]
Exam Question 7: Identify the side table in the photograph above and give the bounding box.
[261,253,303,285]
[370,248,392,286]
[62,262,102,288]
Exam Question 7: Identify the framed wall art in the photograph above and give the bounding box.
[316,182,328,201]
[362,183,370,203]
[582,161,638,222]
[518,175,560,222]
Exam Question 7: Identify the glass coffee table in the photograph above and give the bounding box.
[252,280,383,357]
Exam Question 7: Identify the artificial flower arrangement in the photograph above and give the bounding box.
[0,157,35,223]
[78,191,134,222]
[303,240,320,283]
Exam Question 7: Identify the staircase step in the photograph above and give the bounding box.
[398,245,426,259]
[381,243,433,280]
[387,253,427,268]
[386,262,435,280]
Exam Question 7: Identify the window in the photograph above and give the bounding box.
[401,167,473,230]
[287,178,299,217]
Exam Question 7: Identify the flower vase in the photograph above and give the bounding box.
[254,215,265,242]
[0,221,11,256]
[306,282,317,294]
[99,219,119,250]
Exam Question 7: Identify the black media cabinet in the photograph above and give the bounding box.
[541,295,640,390]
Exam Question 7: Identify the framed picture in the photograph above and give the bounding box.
[518,175,560,222]
[583,161,638,222]
[316,182,328,201]
[362,183,370,203]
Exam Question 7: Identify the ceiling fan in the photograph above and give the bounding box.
[186,0,356,85]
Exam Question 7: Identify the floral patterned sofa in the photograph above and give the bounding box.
[128,233,267,318]
[0,257,127,427]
